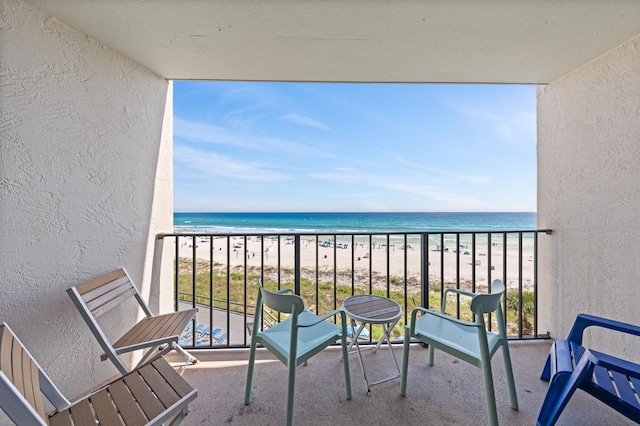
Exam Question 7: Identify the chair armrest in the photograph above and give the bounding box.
[421,308,479,328]
[408,306,478,333]
[588,349,640,380]
[441,288,475,314]
[297,309,346,328]
[566,314,640,346]
[443,288,476,299]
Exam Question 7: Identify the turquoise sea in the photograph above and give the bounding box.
[174,212,536,234]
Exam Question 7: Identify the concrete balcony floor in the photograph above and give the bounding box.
[169,340,634,425]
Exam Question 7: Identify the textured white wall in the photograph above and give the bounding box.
[538,35,640,360]
[0,0,173,398]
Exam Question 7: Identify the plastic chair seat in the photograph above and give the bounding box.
[414,314,502,364]
[259,310,342,365]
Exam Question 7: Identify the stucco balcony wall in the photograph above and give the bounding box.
[537,34,640,361]
[0,0,174,396]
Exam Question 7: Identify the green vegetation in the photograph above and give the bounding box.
[176,267,535,340]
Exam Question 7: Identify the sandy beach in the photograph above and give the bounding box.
[174,235,537,293]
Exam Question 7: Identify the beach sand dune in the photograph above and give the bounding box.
[175,235,536,293]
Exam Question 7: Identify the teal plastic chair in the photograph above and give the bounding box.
[244,281,352,426]
[400,279,518,426]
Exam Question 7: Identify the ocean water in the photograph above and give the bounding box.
[174,212,536,234]
[173,212,538,251]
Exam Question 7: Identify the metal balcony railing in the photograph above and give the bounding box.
[158,230,552,349]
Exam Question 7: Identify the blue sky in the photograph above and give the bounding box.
[173,82,536,212]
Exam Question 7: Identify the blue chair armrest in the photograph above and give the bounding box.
[588,349,640,379]
[566,314,640,346]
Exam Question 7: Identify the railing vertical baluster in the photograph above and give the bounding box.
[487,233,493,332]
[421,233,430,311]
[386,234,391,299]
[455,233,461,319]
[351,234,355,296]
[226,236,231,344]
[333,233,337,311]
[368,235,373,295]
[294,235,301,296]
[518,232,523,338]
[471,233,476,293]
[260,235,265,332]
[315,235,319,314]
[533,231,538,337]
[210,236,214,346]
[403,233,408,320]
[440,234,445,305]
[174,236,180,312]
[277,235,281,290]
[191,237,197,343]
[242,235,247,346]
[502,232,508,335]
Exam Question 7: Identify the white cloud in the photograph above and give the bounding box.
[174,117,338,158]
[281,113,331,130]
[389,153,489,184]
[175,146,289,182]
[444,100,536,142]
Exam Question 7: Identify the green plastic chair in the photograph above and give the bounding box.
[244,281,352,426]
[400,279,518,426]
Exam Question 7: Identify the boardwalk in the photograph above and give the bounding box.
[178,301,252,346]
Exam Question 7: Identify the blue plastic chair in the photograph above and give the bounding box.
[400,279,518,426]
[538,314,640,426]
[244,281,352,426]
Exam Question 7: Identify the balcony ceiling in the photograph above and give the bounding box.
[24,0,640,84]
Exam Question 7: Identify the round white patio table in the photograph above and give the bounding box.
[341,294,402,395]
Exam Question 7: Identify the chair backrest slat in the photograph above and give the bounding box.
[79,273,137,318]
[0,324,47,423]
[75,268,127,295]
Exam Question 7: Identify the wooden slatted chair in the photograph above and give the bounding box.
[67,268,198,375]
[0,322,197,425]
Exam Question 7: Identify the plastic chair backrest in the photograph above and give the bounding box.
[260,285,304,315]
[470,279,505,315]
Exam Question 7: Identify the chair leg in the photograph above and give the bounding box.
[400,327,411,396]
[537,356,594,426]
[244,341,257,405]
[167,406,188,426]
[501,343,518,410]
[171,342,199,375]
[480,355,499,426]
[341,333,352,400]
[428,343,435,366]
[286,359,297,426]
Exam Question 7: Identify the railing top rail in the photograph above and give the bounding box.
[158,229,553,238]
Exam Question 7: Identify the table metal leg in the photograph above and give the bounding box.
[347,318,401,395]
